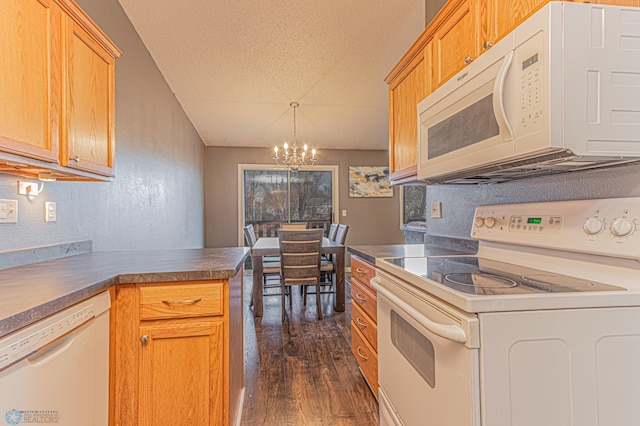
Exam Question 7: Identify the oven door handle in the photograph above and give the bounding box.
[371,277,467,344]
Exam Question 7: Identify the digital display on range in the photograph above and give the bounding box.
[522,53,539,70]
[527,217,542,224]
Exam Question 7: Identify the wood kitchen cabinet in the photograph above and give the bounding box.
[111,277,244,426]
[386,43,432,185]
[60,8,117,177]
[431,0,481,89]
[0,0,121,181]
[350,256,378,398]
[0,0,61,164]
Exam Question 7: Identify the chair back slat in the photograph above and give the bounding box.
[280,223,308,230]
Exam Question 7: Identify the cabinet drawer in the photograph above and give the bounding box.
[351,278,377,323]
[351,256,376,290]
[351,322,378,397]
[351,300,377,352]
[139,282,223,320]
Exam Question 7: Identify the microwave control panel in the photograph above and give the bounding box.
[515,31,544,135]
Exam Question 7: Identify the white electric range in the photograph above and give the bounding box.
[372,197,640,426]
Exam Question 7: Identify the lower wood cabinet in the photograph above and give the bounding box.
[111,276,244,426]
[350,255,378,398]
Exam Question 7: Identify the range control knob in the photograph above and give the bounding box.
[583,217,604,235]
[610,218,635,237]
[474,217,485,227]
[484,217,497,228]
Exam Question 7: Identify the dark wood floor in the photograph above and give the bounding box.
[241,274,380,425]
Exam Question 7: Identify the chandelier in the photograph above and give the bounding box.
[273,102,316,171]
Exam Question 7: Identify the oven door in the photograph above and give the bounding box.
[372,274,481,426]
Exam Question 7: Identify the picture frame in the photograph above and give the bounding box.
[348,166,392,198]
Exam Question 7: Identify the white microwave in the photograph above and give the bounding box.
[417,2,640,184]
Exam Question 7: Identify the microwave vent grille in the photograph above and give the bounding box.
[428,151,639,185]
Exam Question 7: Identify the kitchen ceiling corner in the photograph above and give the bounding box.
[116,0,425,150]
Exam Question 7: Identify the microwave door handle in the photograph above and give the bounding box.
[492,50,514,141]
[371,277,467,344]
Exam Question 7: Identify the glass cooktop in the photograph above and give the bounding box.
[381,257,625,296]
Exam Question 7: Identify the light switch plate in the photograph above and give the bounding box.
[45,202,56,222]
[0,199,18,223]
[431,202,442,219]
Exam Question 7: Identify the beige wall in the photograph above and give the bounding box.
[204,147,405,258]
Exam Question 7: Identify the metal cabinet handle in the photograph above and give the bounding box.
[355,268,367,275]
[69,155,80,162]
[161,297,203,305]
[355,293,367,302]
[482,41,493,50]
[355,317,367,328]
[356,347,368,361]
[464,55,473,64]
[140,335,148,344]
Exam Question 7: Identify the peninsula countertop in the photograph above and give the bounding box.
[0,248,250,338]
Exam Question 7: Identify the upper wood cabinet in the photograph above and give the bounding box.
[61,13,117,176]
[485,0,548,47]
[386,43,432,184]
[0,0,121,181]
[431,0,481,89]
[0,0,61,163]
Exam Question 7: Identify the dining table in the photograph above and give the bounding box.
[250,236,346,317]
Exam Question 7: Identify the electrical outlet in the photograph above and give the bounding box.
[18,181,39,196]
[0,199,18,223]
[45,202,56,222]
[431,202,443,219]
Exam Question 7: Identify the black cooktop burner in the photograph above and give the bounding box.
[383,257,625,296]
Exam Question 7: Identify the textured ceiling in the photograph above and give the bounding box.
[116,0,425,150]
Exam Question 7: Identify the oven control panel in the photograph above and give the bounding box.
[472,198,640,260]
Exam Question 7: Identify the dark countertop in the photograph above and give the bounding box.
[0,248,250,339]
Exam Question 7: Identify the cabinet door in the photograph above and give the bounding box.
[139,321,224,426]
[62,17,115,176]
[487,0,548,45]
[432,0,480,89]
[0,0,60,162]
[388,44,431,183]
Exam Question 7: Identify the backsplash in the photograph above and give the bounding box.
[0,241,92,270]
[426,163,640,239]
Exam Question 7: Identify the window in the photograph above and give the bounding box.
[401,185,427,224]
[239,165,339,243]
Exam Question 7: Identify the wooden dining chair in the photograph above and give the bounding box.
[320,224,349,286]
[328,223,338,240]
[278,229,324,322]
[243,225,281,307]
[334,224,349,245]
[280,222,308,230]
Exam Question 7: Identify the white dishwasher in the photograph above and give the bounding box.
[0,291,110,426]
